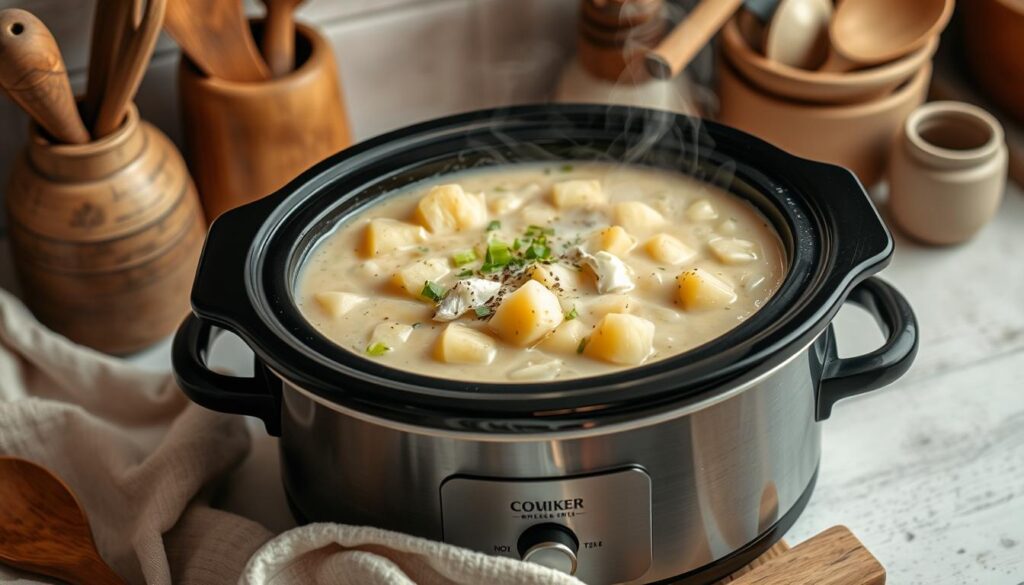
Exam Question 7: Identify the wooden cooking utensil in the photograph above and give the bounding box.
[762,0,832,70]
[92,0,166,137]
[646,0,744,79]
[644,0,779,79]
[165,0,270,82]
[821,0,953,72]
[0,457,126,585]
[261,0,304,77]
[81,0,135,133]
[0,9,89,144]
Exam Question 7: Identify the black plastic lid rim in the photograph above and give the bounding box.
[191,104,892,423]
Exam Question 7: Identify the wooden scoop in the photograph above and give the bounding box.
[821,0,953,71]
[165,0,270,82]
[0,9,89,144]
[0,457,125,585]
[261,0,305,77]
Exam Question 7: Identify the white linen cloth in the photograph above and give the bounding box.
[0,288,582,585]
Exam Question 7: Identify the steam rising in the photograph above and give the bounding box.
[461,0,735,192]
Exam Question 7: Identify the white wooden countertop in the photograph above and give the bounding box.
[1,181,1021,584]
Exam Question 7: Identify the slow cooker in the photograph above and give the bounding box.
[172,105,918,584]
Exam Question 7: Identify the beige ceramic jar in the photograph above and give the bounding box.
[889,101,1007,245]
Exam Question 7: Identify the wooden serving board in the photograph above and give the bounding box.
[718,526,885,585]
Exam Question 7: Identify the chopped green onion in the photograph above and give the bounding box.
[560,164,574,172]
[474,306,492,318]
[565,306,578,320]
[486,220,501,232]
[457,268,474,278]
[417,246,430,253]
[525,225,554,237]
[452,249,477,266]
[525,243,551,260]
[512,238,522,251]
[494,186,507,192]
[577,337,589,354]
[485,240,512,267]
[366,342,390,356]
[421,280,445,302]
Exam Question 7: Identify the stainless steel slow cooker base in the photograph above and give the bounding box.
[275,330,826,584]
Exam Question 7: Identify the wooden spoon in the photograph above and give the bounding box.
[0,9,89,144]
[261,0,304,77]
[0,457,125,585]
[762,0,832,70]
[644,0,780,79]
[82,0,136,134]
[821,0,953,71]
[93,0,167,137]
[165,0,270,82]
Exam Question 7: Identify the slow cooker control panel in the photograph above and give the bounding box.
[440,466,652,584]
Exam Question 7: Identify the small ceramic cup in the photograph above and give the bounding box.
[889,101,1008,245]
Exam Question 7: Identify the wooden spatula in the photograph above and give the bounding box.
[260,0,304,77]
[93,0,166,137]
[82,0,135,133]
[0,9,89,144]
[165,0,270,82]
[0,457,125,585]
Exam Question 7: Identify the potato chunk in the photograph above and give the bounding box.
[363,218,427,257]
[645,233,696,266]
[552,179,606,209]
[687,199,719,221]
[435,324,497,365]
[392,258,450,299]
[488,280,564,346]
[613,202,665,234]
[677,268,737,310]
[530,263,583,293]
[709,238,758,265]
[369,322,414,350]
[415,184,488,234]
[540,319,587,355]
[594,225,636,256]
[584,313,655,365]
[313,291,365,317]
[582,294,634,320]
[489,193,524,216]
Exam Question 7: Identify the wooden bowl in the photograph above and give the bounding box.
[720,15,938,104]
[717,60,932,186]
[963,0,1024,124]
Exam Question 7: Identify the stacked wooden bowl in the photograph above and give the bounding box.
[717,13,938,186]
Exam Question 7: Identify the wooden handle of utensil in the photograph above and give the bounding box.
[93,0,166,138]
[82,0,135,133]
[0,9,89,144]
[726,526,886,585]
[645,0,744,79]
[263,1,295,77]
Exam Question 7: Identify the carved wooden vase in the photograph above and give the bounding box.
[5,105,206,354]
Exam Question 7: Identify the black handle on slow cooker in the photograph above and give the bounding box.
[816,277,918,420]
[172,314,281,435]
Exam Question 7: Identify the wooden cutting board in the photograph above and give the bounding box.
[718,526,886,585]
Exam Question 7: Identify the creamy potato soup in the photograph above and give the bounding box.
[297,163,785,382]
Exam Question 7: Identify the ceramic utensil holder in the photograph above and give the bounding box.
[717,60,931,187]
[889,101,1007,245]
[5,106,206,354]
[178,21,351,221]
